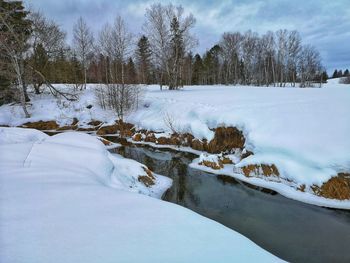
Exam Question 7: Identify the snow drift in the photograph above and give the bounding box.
[0,128,281,262]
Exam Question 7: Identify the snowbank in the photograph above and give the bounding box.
[0,127,48,144]
[128,84,350,201]
[1,81,349,206]
[0,128,281,262]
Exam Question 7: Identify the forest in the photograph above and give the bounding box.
[1,1,331,107]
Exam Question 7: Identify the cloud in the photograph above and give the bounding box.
[25,0,350,72]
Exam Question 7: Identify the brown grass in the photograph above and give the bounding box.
[76,127,98,131]
[241,164,279,177]
[115,125,246,155]
[156,136,170,145]
[133,133,142,141]
[138,167,155,187]
[297,184,306,192]
[221,156,233,164]
[312,173,350,200]
[97,137,113,146]
[22,120,59,130]
[207,127,245,153]
[142,167,155,179]
[57,125,78,131]
[144,133,156,143]
[96,124,119,135]
[199,160,224,170]
[191,139,205,151]
[138,176,155,187]
[96,120,135,136]
[88,120,102,126]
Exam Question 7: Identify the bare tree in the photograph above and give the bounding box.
[111,15,133,84]
[241,30,258,85]
[144,3,196,90]
[29,10,66,93]
[98,15,133,84]
[299,45,322,87]
[95,84,142,120]
[96,15,137,121]
[73,16,94,89]
[287,31,301,86]
[220,32,242,84]
[30,10,66,57]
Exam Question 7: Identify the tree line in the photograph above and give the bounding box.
[331,69,349,79]
[1,1,328,115]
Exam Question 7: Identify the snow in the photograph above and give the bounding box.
[189,160,350,210]
[0,127,281,262]
[0,80,349,208]
[128,83,350,205]
[326,77,349,87]
[0,127,48,144]
[0,85,117,127]
[198,153,221,164]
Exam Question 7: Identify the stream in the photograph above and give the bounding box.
[109,143,350,263]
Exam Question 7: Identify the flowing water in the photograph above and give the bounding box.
[108,143,350,263]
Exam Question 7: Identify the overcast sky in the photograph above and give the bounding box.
[25,0,350,73]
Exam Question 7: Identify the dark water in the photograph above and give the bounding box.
[110,143,350,263]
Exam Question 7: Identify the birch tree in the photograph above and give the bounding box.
[144,3,196,90]
[73,16,94,89]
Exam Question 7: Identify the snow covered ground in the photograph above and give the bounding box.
[129,81,350,208]
[0,128,281,262]
[0,79,349,208]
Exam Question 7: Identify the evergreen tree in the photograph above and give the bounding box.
[321,71,328,82]
[126,57,137,84]
[135,35,152,84]
[344,69,349,76]
[70,52,83,88]
[169,16,184,89]
[203,45,221,84]
[182,52,193,85]
[332,69,338,78]
[192,54,203,85]
[0,0,31,108]
[337,70,343,78]
[30,43,48,93]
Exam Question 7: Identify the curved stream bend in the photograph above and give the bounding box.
[110,144,350,263]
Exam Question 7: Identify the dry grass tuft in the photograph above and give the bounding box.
[199,160,224,170]
[22,120,59,130]
[138,167,156,187]
[312,173,350,200]
[241,164,279,177]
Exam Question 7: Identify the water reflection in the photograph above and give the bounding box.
[112,144,350,263]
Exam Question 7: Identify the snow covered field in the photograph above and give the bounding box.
[130,81,350,208]
[0,128,280,262]
[0,79,349,209]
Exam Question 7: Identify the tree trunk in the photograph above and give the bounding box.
[13,57,30,118]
